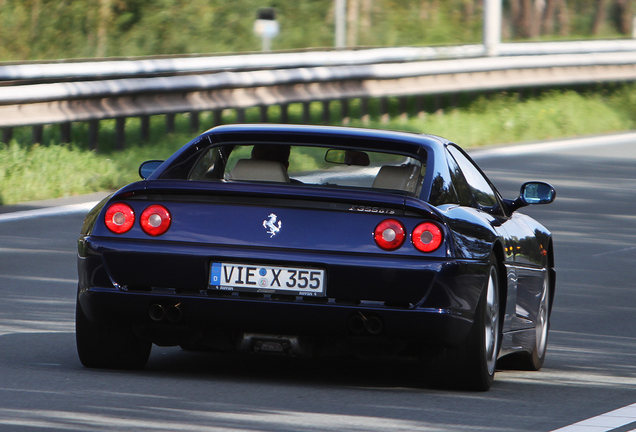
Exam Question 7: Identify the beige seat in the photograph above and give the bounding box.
[372,165,413,191]
[230,159,290,183]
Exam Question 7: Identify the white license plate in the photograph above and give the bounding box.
[209,262,326,297]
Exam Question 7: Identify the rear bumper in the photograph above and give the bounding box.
[78,235,490,349]
[78,287,473,347]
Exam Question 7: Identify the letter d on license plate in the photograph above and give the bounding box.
[209,262,326,297]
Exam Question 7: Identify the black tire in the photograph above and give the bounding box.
[76,297,152,370]
[459,258,501,391]
[425,257,501,391]
[498,269,550,371]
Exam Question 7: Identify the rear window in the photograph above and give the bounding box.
[189,143,426,196]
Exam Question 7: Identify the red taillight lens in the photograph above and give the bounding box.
[140,204,171,236]
[412,221,443,253]
[374,219,406,251]
[104,203,135,234]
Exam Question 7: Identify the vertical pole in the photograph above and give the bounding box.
[302,102,311,124]
[166,113,175,133]
[213,110,222,126]
[335,0,347,49]
[322,100,331,125]
[341,99,350,125]
[260,106,269,123]
[236,108,246,123]
[483,0,502,56]
[60,122,72,143]
[380,97,389,123]
[360,98,369,124]
[2,128,13,144]
[115,117,125,150]
[32,125,44,144]
[280,104,289,123]
[140,115,150,143]
[189,111,199,132]
[88,120,99,151]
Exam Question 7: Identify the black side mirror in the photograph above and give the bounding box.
[139,160,164,180]
[506,181,556,213]
[520,181,556,205]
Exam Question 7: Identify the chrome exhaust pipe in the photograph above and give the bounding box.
[149,304,165,322]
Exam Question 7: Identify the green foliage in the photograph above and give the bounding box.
[2,86,636,204]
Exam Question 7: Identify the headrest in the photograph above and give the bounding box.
[372,165,412,191]
[230,159,290,183]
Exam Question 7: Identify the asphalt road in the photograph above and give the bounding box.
[0,135,635,431]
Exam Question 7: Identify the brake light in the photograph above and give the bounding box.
[374,219,406,251]
[140,204,171,236]
[412,221,443,253]
[104,203,135,234]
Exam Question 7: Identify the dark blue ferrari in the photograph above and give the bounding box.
[76,124,555,391]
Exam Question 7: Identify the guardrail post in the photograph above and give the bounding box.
[380,97,389,123]
[399,97,407,121]
[341,99,350,125]
[88,120,99,151]
[260,106,268,122]
[280,104,289,123]
[166,114,175,133]
[322,101,331,125]
[115,117,126,150]
[361,98,369,124]
[302,102,310,123]
[416,95,425,118]
[2,128,13,144]
[32,125,43,144]
[213,110,222,126]
[237,108,246,123]
[60,122,71,143]
[189,112,199,132]
[140,116,150,142]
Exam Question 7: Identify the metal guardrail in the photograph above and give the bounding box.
[2,40,636,82]
[1,40,636,148]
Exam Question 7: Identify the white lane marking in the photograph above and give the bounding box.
[470,132,636,159]
[0,201,98,222]
[551,402,636,431]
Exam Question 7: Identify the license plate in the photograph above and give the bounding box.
[209,262,326,297]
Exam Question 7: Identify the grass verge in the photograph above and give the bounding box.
[1,86,635,205]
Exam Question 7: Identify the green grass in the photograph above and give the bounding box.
[1,86,635,205]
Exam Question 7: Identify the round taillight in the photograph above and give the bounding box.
[104,203,135,234]
[374,219,406,251]
[140,204,171,236]
[412,221,443,253]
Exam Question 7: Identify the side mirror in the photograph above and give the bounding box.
[139,160,164,180]
[506,182,556,213]
[520,181,556,205]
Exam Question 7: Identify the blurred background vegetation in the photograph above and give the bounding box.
[0,0,634,61]
[2,0,636,204]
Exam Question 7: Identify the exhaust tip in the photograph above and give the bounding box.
[149,304,165,322]
[365,316,383,334]
[165,304,183,323]
[348,315,366,333]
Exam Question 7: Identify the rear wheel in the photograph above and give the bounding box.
[461,259,501,390]
[76,297,151,369]
[425,257,501,391]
